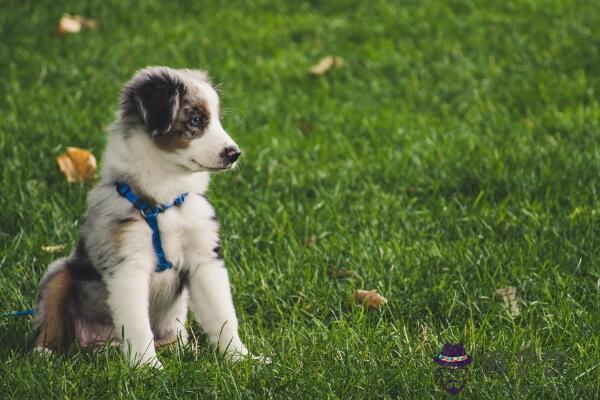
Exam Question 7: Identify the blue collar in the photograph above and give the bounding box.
[115,182,189,272]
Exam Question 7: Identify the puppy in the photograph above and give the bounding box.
[33,67,260,368]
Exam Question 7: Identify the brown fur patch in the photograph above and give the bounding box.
[139,193,159,208]
[153,131,192,151]
[112,217,138,249]
[153,98,210,152]
[35,268,74,351]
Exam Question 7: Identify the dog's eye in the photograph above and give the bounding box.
[190,113,208,128]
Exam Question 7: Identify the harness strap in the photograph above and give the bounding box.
[115,182,188,272]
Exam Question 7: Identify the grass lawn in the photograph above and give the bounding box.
[1,0,599,398]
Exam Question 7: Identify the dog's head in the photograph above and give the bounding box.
[120,67,240,172]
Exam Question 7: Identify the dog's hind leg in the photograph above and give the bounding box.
[33,259,75,352]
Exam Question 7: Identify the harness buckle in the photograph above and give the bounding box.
[140,206,159,218]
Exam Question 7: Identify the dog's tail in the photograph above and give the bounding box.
[33,258,75,352]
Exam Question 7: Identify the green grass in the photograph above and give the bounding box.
[1,0,599,398]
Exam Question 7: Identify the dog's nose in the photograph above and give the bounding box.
[221,146,241,163]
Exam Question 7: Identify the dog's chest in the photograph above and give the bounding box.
[157,194,219,268]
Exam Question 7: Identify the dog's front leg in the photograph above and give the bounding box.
[107,261,161,368]
[188,259,249,360]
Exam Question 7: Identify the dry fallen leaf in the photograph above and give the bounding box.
[57,14,98,35]
[309,56,344,75]
[41,244,65,253]
[495,286,521,317]
[354,289,387,310]
[57,147,97,183]
[329,268,355,279]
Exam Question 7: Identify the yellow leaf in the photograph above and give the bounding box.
[56,147,97,183]
[354,289,387,310]
[309,56,344,75]
[41,244,65,253]
[58,14,97,35]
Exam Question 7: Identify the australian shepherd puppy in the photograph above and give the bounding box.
[33,67,263,368]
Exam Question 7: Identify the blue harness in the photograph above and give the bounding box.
[116,182,188,272]
[1,182,188,318]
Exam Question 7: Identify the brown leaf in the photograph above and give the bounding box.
[329,268,355,279]
[354,289,387,310]
[309,56,344,75]
[494,286,521,317]
[41,244,65,253]
[56,147,97,183]
[58,14,97,35]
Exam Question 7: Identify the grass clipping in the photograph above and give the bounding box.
[495,287,521,317]
[56,147,97,183]
[41,245,65,253]
[309,56,344,75]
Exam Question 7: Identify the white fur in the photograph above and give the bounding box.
[96,70,254,366]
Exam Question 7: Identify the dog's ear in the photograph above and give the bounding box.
[130,70,184,135]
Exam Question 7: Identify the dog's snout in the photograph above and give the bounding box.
[221,146,241,163]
